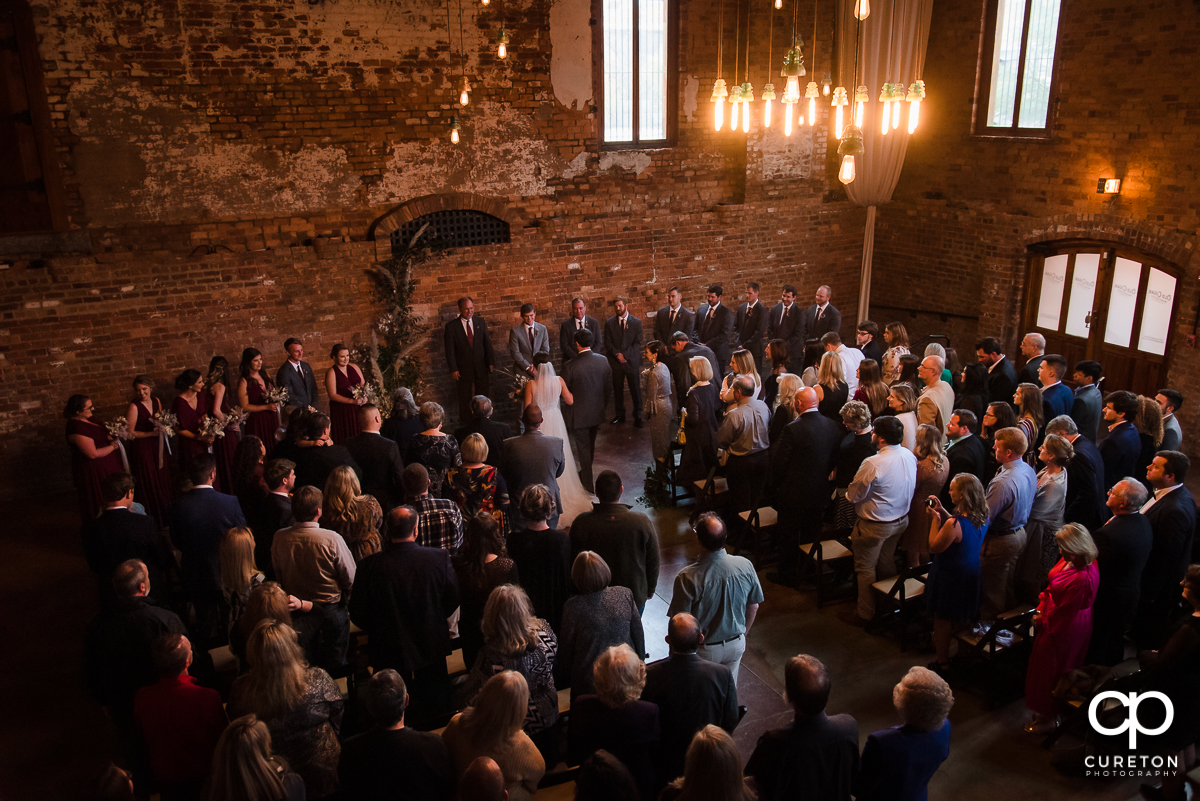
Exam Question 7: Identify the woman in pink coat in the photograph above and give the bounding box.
[1024,522,1100,733]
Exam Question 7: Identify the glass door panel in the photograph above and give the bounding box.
[1036,253,1068,330]
[1138,267,1176,356]
[1104,256,1143,348]
[1064,253,1099,338]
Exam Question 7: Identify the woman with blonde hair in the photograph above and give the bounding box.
[887,385,919,450]
[815,351,849,422]
[448,432,511,530]
[924,474,989,674]
[230,582,304,668]
[679,356,721,485]
[854,667,953,801]
[220,526,265,638]
[206,714,305,801]
[568,644,660,799]
[901,425,950,567]
[1023,523,1099,733]
[1024,433,1073,592]
[441,671,546,801]
[769,373,803,448]
[661,725,755,801]
[320,465,383,563]
[1012,383,1044,464]
[227,620,344,798]
[853,359,890,417]
[881,322,910,384]
[719,349,762,406]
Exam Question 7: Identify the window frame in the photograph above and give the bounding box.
[592,0,679,151]
[973,0,1063,140]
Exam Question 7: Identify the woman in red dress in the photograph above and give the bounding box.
[206,356,242,492]
[237,348,281,458]
[64,394,123,522]
[325,342,365,444]
[126,375,174,523]
[172,369,215,487]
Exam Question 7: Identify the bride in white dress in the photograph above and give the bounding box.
[523,360,595,526]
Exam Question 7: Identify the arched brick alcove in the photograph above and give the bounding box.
[1023,212,1196,268]
[369,193,523,260]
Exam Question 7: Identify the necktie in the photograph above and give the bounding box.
[817,306,824,322]
[295,362,302,374]
[670,309,677,326]
[528,326,535,353]
[466,319,474,348]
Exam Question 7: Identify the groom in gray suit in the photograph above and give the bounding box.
[562,329,613,494]
[502,405,566,530]
[509,303,551,377]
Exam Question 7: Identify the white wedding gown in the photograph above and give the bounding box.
[531,362,595,526]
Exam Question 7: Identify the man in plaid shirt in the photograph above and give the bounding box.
[402,464,464,553]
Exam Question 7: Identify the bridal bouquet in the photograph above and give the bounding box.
[152,410,178,438]
[198,414,227,441]
[105,417,134,442]
[223,405,249,433]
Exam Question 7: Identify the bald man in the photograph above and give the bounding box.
[459,757,507,801]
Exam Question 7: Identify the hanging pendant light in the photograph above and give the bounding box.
[761,83,776,128]
[854,85,868,129]
[821,72,832,97]
[740,82,754,132]
[728,83,743,131]
[805,81,819,126]
[711,79,729,131]
[879,82,897,135]
[780,40,805,105]
[906,80,925,133]
[831,86,848,138]
[775,0,782,7]
[449,116,461,144]
[496,28,510,59]
[456,75,471,107]
[837,123,864,184]
[854,0,870,20]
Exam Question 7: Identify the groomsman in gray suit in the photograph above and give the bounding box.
[560,297,604,366]
[509,303,551,377]
[561,329,613,493]
[276,337,321,414]
[502,405,566,530]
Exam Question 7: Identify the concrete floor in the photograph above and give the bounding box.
[0,415,1149,800]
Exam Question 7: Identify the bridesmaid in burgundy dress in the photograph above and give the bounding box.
[172,369,215,487]
[206,356,242,492]
[325,342,366,444]
[237,347,281,458]
[64,394,123,522]
[126,375,174,524]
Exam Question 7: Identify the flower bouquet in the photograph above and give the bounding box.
[262,386,290,426]
[223,405,249,434]
[152,410,179,438]
[496,366,530,403]
[199,414,227,440]
[351,382,383,407]
[105,417,133,471]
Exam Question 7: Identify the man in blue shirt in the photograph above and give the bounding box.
[981,427,1037,621]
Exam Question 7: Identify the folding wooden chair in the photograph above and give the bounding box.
[690,466,729,523]
[736,504,778,563]
[800,536,855,607]
[869,562,930,651]
[664,440,690,507]
[951,603,1036,704]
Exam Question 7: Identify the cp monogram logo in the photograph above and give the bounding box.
[1088,691,1174,749]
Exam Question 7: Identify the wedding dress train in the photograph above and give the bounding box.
[531,363,595,526]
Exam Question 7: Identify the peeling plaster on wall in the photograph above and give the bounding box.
[562,151,592,180]
[599,151,653,175]
[756,126,816,180]
[549,0,593,110]
[683,75,699,122]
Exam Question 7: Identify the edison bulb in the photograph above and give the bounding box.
[460,90,469,106]
[451,128,460,144]
[835,105,844,138]
[855,100,864,129]
[497,42,506,58]
[839,154,856,184]
[764,98,773,128]
[775,0,781,6]
[892,99,901,129]
[730,100,739,131]
[881,101,891,135]
[714,97,724,131]
[808,97,816,126]
[908,99,921,134]
[854,0,869,20]
[742,100,750,132]
[783,103,793,136]
[785,76,800,104]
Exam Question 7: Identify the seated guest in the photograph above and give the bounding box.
[465,585,558,763]
[345,403,406,512]
[337,670,455,801]
[506,485,572,633]
[1024,523,1099,734]
[744,654,859,801]
[642,613,739,787]
[558,551,645,700]
[447,433,511,531]
[227,620,345,799]
[939,410,988,506]
[321,465,383,563]
[767,373,802,452]
[570,470,660,612]
[925,475,989,675]
[854,667,954,801]
[208,715,306,801]
[660,726,754,801]
[573,750,641,801]
[831,401,876,532]
[455,513,521,668]
[888,385,919,451]
[84,472,176,607]
[1135,450,1197,649]
[568,644,660,800]
[442,671,546,801]
[678,356,721,486]
[459,757,508,801]
[1087,479,1152,666]
[85,763,136,801]
[956,362,988,421]
[230,581,300,669]
[292,413,362,491]
[406,402,462,499]
[455,395,512,469]
[219,526,265,641]
[381,387,425,455]
[253,458,296,579]
[404,463,465,553]
[853,359,891,417]
[133,635,227,801]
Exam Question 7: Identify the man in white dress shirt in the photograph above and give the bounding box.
[821,332,865,396]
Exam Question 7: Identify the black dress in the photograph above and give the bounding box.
[678,382,720,485]
[507,527,572,633]
[817,380,849,422]
[453,556,520,669]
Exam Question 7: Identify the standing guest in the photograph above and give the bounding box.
[321,465,383,564]
[1100,390,1142,491]
[943,347,963,393]
[857,320,885,365]
[84,473,176,607]
[231,435,268,517]
[1136,450,1197,649]
[980,428,1037,621]
[854,359,891,417]
[642,614,739,787]
[854,667,954,801]
[350,506,460,728]
[1086,479,1152,665]
[744,654,860,801]
[980,402,1018,477]
[1013,383,1045,465]
[832,402,877,533]
[668,513,763,683]
[507,486,572,633]
[813,351,850,423]
[1045,415,1108,532]
[219,526,265,639]
[894,354,923,396]
[767,373,802,450]
[761,339,790,409]
[227,620,344,798]
[1023,523,1099,734]
[206,356,242,493]
[407,402,461,499]
[655,286,696,350]
[346,404,406,512]
[1156,388,1184,451]
[238,348,281,458]
[679,356,721,485]
[718,348,763,405]
[939,411,988,505]
[501,405,565,530]
[382,387,425,456]
[956,362,989,421]
[208,714,306,801]
[924,475,989,673]
[508,302,551,377]
[1015,434,1072,601]
[1070,361,1104,442]
[605,297,645,427]
[126,376,173,524]
[901,425,949,568]
[133,634,228,801]
[230,582,299,669]
[454,513,521,668]
[887,385,919,451]
[916,356,955,437]
[574,750,640,801]
[403,463,465,553]
[444,296,496,421]
[276,337,321,415]
[337,670,455,801]
[271,407,310,464]
[642,340,675,472]
[272,485,356,672]
[561,328,613,495]
[660,725,754,801]
[880,323,911,385]
[767,285,806,372]
[735,282,769,372]
[672,332,723,403]
[1135,395,1165,486]
[1016,332,1046,386]
[568,645,660,799]
[570,470,661,612]
[1038,355,1073,420]
[560,297,604,366]
[447,433,510,530]
[716,376,772,513]
[454,395,511,469]
[253,458,295,579]
[292,413,362,492]
[697,285,736,371]
[805,285,842,347]
[847,416,918,622]
[558,551,645,699]
[172,369,215,484]
[442,672,545,801]
[822,331,864,394]
[976,336,1018,406]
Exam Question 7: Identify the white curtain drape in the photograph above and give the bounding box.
[836,0,934,319]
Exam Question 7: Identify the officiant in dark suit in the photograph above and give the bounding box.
[697,284,735,371]
[562,329,612,493]
[560,297,603,366]
[509,302,551,377]
[275,337,321,414]
[443,296,495,421]
[605,298,644,426]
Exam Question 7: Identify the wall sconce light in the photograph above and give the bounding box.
[1096,178,1121,194]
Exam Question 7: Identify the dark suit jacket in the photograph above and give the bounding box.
[1093,513,1153,619]
[560,316,603,363]
[1064,435,1108,531]
[860,338,884,366]
[443,315,495,379]
[1141,486,1197,605]
[985,356,1018,406]
[1017,354,1045,386]
[349,541,460,673]
[562,350,613,430]
[169,488,246,599]
[345,432,405,510]
[672,342,722,403]
[1042,382,1074,421]
[292,444,362,492]
[654,305,695,345]
[803,303,842,342]
[745,712,861,801]
[940,434,989,505]
[769,411,843,512]
[275,360,321,410]
[570,502,661,609]
[84,597,187,710]
[767,303,806,368]
[735,301,768,366]
[696,303,736,368]
[453,417,511,468]
[1071,384,1103,442]
[83,508,176,604]
[642,653,739,783]
[501,431,566,515]
[253,492,294,579]
[604,314,644,371]
[1099,421,1141,491]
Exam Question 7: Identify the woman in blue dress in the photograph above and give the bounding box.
[924,473,989,674]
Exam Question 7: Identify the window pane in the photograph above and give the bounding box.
[604,0,634,142]
[1036,254,1068,331]
[1064,253,1099,338]
[1104,257,1143,349]
[1138,267,1176,356]
[638,0,667,140]
[987,0,1025,127]
[1017,0,1060,128]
